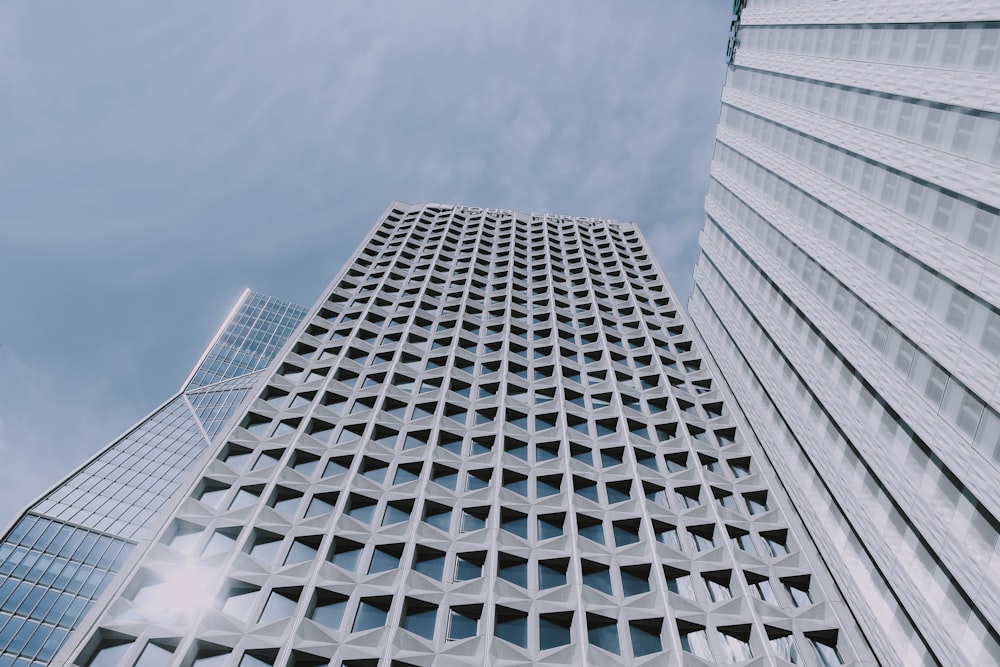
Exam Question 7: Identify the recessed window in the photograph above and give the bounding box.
[587,614,620,655]
[497,555,528,588]
[258,589,298,624]
[538,514,564,540]
[539,559,567,589]
[582,561,613,595]
[678,623,712,660]
[665,567,695,599]
[368,545,402,574]
[629,620,662,657]
[539,612,573,650]
[222,584,260,620]
[284,537,320,566]
[401,598,437,639]
[310,591,348,630]
[703,571,732,602]
[413,547,445,580]
[576,514,605,544]
[454,552,485,581]
[809,631,844,666]
[620,565,650,596]
[720,626,754,662]
[784,577,814,607]
[249,531,283,563]
[353,598,390,633]
[494,607,528,647]
[447,607,480,641]
[133,643,173,667]
[767,628,800,664]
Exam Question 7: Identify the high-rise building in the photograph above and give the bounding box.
[0,291,308,666]
[690,2,1000,666]
[6,203,878,666]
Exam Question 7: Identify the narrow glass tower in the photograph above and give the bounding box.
[0,291,308,666]
[20,203,870,666]
[691,2,1000,665]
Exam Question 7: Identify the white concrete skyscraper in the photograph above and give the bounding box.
[690,2,1000,666]
[3,203,876,666]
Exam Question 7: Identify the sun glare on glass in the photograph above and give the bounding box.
[132,560,217,622]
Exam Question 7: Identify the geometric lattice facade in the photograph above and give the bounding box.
[690,3,1000,666]
[49,203,875,666]
[0,291,306,667]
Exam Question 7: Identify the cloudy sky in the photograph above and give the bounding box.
[0,2,730,520]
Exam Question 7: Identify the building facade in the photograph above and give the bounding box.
[690,2,1000,666]
[8,203,879,666]
[0,291,308,667]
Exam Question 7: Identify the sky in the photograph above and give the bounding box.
[0,2,731,522]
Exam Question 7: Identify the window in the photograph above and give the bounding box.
[762,531,790,557]
[746,573,777,604]
[809,632,844,666]
[582,561,613,595]
[413,547,445,580]
[665,568,695,599]
[588,614,620,654]
[134,643,173,667]
[539,559,568,589]
[310,591,348,629]
[678,623,712,660]
[222,584,260,620]
[258,589,298,624]
[703,571,732,602]
[352,598,390,633]
[539,612,573,650]
[784,577,813,607]
[401,599,436,639]
[719,626,753,662]
[454,552,485,581]
[447,606,481,641]
[368,545,402,574]
[629,620,662,657]
[329,539,363,571]
[249,531,283,563]
[620,565,650,597]
[494,607,528,647]
[538,514,564,540]
[768,629,800,664]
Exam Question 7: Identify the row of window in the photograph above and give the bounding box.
[188,294,307,389]
[690,285,999,666]
[175,492,794,560]
[35,398,208,540]
[0,516,132,664]
[695,251,999,662]
[213,446,766,517]
[729,66,1000,167]
[708,152,1000,363]
[690,287,943,664]
[86,615,843,665]
[720,105,1000,261]
[703,212,1000,474]
[740,22,1000,72]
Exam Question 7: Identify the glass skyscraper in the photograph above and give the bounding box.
[0,291,307,666]
[690,2,1000,666]
[10,203,875,666]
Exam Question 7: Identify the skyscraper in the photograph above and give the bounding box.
[0,291,308,666]
[7,203,877,666]
[690,3,1000,666]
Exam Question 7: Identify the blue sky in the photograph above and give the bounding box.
[0,2,730,520]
